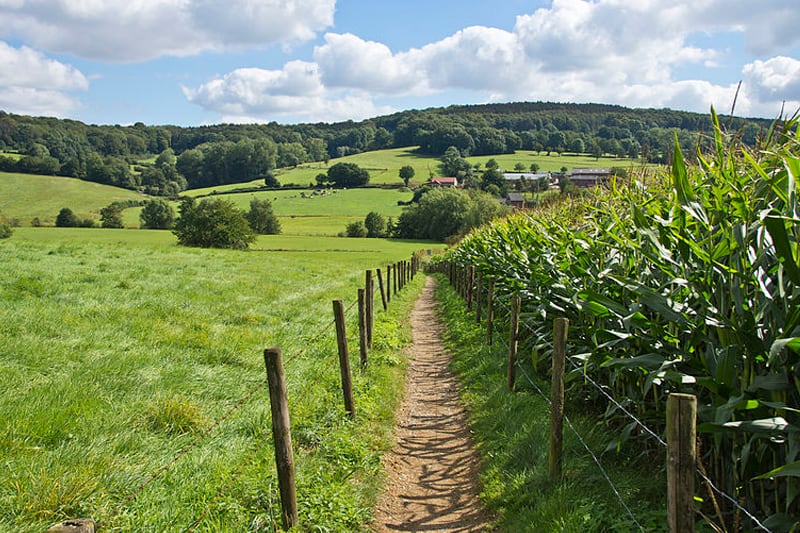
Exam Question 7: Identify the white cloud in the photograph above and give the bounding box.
[183,62,392,123]
[0,41,87,116]
[314,33,421,94]
[186,0,800,122]
[0,0,336,62]
[743,57,800,101]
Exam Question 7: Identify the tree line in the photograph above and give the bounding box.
[0,102,774,194]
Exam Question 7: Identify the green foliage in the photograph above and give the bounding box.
[399,164,415,186]
[55,207,79,227]
[435,280,667,532]
[172,197,256,249]
[0,213,12,238]
[345,220,367,237]
[327,162,370,188]
[245,197,281,235]
[436,111,800,529]
[364,211,386,238]
[395,187,508,242]
[99,203,124,228]
[139,198,175,229]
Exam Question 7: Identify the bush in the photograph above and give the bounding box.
[364,211,386,238]
[100,204,124,228]
[327,162,370,188]
[245,197,281,234]
[0,214,12,239]
[140,198,175,229]
[55,207,80,227]
[173,197,256,249]
[345,221,367,238]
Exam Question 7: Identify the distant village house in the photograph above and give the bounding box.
[570,167,611,188]
[430,177,458,188]
[504,192,526,209]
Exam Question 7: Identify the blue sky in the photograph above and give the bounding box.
[0,0,798,126]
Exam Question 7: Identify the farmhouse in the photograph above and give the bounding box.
[430,177,458,188]
[504,192,526,209]
[570,167,611,188]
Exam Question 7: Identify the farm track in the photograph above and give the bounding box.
[373,276,492,532]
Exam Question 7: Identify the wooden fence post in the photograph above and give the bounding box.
[386,265,392,303]
[475,271,483,323]
[667,393,697,533]
[487,279,495,346]
[263,348,299,530]
[549,318,569,481]
[394,262,399,295]
[332,300,356,418]
[507,296,521,391]
[358,289,368,367]
[467,266,475,312]
[365,270,374,349]
[377,268,388,311]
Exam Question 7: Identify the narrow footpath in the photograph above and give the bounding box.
[373,276,491,532]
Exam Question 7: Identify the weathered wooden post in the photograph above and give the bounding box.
[487,279,495,345]
[467,265,475,312]
[549,318,569,481]
[358,289,368,367]
[667,393,697,533]
[386,264,392,303]
[365,270,374,349]
[394,262,399,295]
[507,296,521,391]
[332,300,356,418]
[475,271,483,323]
[263,347,299,530]
[377,267,388,311]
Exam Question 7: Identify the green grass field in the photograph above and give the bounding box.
[0,228,439,531]
[0,172,144,226]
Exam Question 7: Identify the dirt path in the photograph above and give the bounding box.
[373,276,491,532]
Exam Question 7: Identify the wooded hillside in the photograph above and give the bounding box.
[0,102,774,194]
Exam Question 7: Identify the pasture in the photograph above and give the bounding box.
[0,228,440,531]
[0,172,143,226]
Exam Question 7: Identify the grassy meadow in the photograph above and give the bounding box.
[0,172,143,226]
[0,227,440,531]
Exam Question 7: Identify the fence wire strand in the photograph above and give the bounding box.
[183,296,355,530]
[467,278,774,533]
[515,362,646,532]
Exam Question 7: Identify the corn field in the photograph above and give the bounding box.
[434,110,800,531]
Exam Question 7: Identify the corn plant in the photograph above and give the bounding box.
[435,110,800,530]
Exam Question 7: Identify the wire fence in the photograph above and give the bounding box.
[451,269,774,533]
[93,257,420,531]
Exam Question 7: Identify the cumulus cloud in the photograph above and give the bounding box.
[0,0,336,62]
[0,41,87,116]
[185,0,800,122]
[183,62,392,123]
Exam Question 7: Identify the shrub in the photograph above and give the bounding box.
[0,214,12,239]
[100,204,124,228]
[345,220,367,237]
[140,198,175,229]
[245,197,281,234]
[173,197,256,249]
[364,211,386,238]
[55,207,80,227]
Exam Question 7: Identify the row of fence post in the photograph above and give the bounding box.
[432,261,698,533]
[262,254,419,530]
